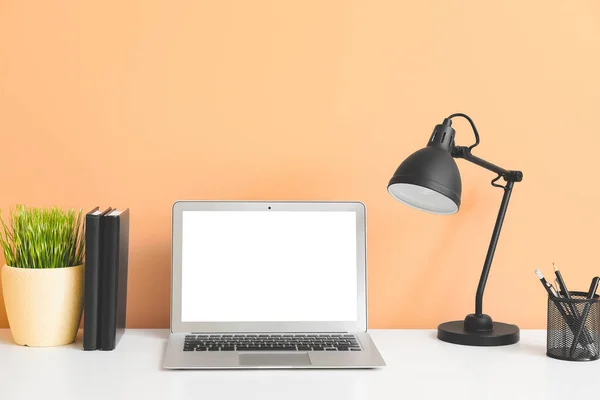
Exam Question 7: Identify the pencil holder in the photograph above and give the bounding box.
[547,291,600,361]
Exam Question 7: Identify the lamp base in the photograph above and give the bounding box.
[437,319,520,346]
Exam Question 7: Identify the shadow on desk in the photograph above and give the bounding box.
[133,329,169,339]
[0,329,13,345]
[0,329,169,349]
[427,329,546,358]
[0,329,85,350]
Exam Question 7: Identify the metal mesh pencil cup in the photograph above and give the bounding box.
[547,291,600,361]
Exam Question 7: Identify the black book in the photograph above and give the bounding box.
[83,207,112,351]
[100,208,130,351]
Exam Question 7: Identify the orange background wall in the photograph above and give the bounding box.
[1,1,600,329]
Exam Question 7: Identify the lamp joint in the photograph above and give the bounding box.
[450,145,469,159]
[504,170,523,183]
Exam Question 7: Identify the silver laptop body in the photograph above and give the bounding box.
[163,201,385,369]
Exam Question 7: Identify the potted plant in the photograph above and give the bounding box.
[0,205,85,346]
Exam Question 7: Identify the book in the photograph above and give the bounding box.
[83,207,112,351]
[100,208,130,351]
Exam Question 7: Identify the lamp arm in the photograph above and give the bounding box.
[452,146,523,183]
[472,180,514,315]
[446,113,522,182]
[451,144,523,316]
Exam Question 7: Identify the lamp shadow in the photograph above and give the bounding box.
[401,185,504,325]
[403,212,471,317]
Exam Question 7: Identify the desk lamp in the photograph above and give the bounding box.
[387,113,522,346]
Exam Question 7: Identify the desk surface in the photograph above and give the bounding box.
[0,329,597,399]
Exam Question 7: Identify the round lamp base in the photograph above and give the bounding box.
[437,320,520,346]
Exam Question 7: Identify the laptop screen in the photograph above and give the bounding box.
[180,210,358,323]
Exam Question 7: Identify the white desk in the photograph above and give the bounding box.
[0,329,597,399]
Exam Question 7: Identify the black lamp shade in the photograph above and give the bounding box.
[387,146,462,214]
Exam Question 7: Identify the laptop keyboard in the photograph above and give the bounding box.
[183,334,361,352]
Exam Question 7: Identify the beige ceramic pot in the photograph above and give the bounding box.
[1,264,84,347]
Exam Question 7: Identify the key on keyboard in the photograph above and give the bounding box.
[183,334,361,352]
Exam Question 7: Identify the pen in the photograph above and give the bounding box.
[553,263,571,298]
[569,277,600,357]
[587,276,600,298]
[553,263,582,322]
[536,269,559,298]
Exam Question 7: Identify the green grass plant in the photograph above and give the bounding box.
[0,205,84,269]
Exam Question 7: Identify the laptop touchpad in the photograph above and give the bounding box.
[239,353,311,367]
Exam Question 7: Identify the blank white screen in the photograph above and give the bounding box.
[181,211,358,322]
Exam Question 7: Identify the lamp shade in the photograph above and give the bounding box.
[387,146,462,214]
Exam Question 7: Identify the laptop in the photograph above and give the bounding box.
[163,201,386,369]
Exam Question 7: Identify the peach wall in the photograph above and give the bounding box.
[1,1,600,329]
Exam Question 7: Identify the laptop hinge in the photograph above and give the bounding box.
[189,332,350,334]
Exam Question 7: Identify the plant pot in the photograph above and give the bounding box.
[1,264,84,347]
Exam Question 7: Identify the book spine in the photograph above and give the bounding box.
[114,211,129,347]
[100,215,119,351]
[83,214,101,351]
